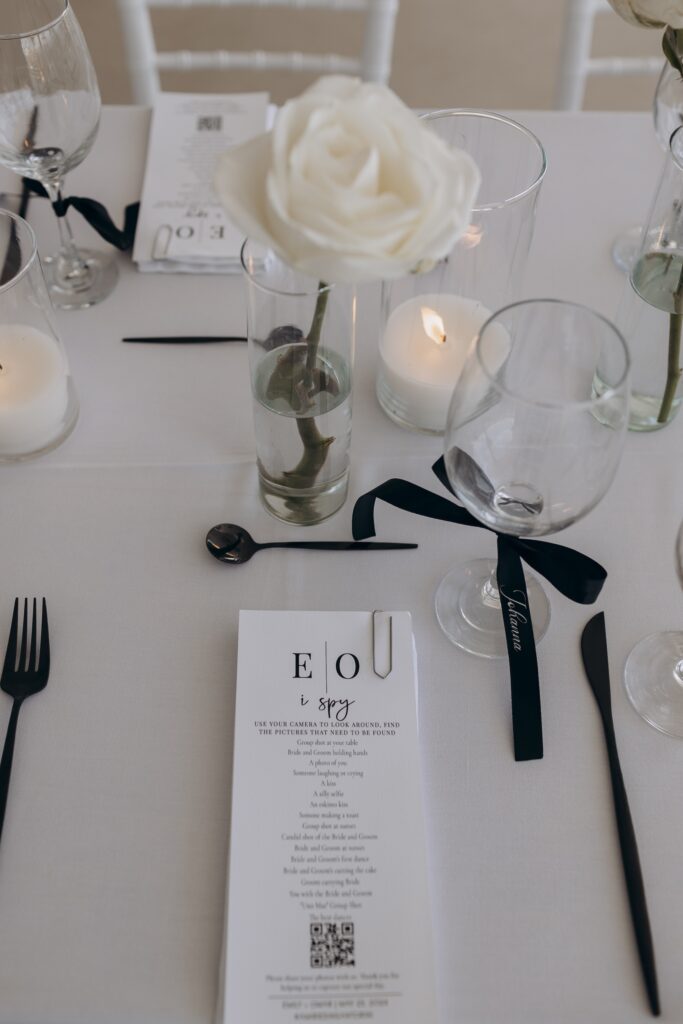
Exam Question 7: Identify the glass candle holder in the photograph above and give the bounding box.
[377,110,546,435]
[0,209,78,460]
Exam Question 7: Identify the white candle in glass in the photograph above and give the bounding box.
[0,324,70,455]
[378,293,491,433]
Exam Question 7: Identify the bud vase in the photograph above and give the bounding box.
[241,241,355,525]
[615,124,683,430]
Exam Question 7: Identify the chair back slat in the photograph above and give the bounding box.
[155,49,361,73]
[556,0,662,110]
[116,0,399,104]
[146,0,369,8]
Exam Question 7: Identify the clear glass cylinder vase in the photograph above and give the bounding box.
[377,109,546,435]
[241,241,355,526]
[615,124,683,430]
[0,209,78,460]
[613,60,683,272]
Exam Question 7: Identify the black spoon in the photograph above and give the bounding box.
[206,523,418,564]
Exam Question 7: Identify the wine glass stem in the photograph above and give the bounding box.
[45,181,90,284]
[481,568,501,608]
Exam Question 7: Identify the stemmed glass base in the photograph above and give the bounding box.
[611,226,672,275]
[43,247,118,309]
[611,226,643,274]
[624,631,683,737]
[434,557,551,658]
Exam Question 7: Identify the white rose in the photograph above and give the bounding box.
[214,75,480,284]
[606,0,683,26]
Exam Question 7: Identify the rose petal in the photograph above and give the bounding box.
[214,74,482,283]
[606,0,683,26]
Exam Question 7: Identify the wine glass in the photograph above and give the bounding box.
[624,521,683,736]
[0,0,117,309]
[612,60,683,273]
[435,299,630,656]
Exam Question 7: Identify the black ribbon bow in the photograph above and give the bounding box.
[352,457,607,761]
[22,179,139,251]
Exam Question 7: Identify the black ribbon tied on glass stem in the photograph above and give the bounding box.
[22,178,139,251]
[351,457,608,762]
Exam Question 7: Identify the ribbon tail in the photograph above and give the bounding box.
[65,196,139,250]
[22,179,48,200]
[352,478,484,540]
[496,535,543,762]
[20,180,139,251]
[432,455,455,495]
[515,537,607,604]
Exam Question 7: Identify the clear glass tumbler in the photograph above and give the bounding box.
[241,241,355,526]
[613,60,683,273]
[377,109,546,435]
[615,124,683,430]
[0,208,78,459]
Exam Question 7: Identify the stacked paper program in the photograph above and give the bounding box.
[217,610,437,1024]
[133,92,268,273]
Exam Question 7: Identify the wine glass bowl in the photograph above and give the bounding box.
[435,299,630,656]
[624,518,683,738]
[0,0,117,308]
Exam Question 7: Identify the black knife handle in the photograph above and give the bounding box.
[603,724,660,1017]
[122,336,247,344]
[258,542,418,551]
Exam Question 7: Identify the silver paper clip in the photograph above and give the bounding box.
[151,224,172,261]
[372,610,393,679]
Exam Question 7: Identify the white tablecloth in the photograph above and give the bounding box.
[1,108,682,1024]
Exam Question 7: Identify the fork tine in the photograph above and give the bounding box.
[28,598,37,672]
[38,599,49,677]
[2,599,19,676]
[18,598,27,673]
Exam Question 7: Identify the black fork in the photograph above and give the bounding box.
[0,599,50,846]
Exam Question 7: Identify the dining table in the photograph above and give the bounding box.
[0,105,682,1024]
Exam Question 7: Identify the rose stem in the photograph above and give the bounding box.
[305,283,329,376]
[288,282,334,487]
[659,259,683,423]
[284,419,334,487]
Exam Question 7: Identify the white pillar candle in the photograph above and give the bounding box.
[378,293,491,434]
[0,324,70,455]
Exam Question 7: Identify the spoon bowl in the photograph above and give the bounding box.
[206,524,261,563]
[205,523,418,564]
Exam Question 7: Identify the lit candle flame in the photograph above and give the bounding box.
[421,307,446,345]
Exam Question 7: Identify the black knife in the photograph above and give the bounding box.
[580,612,660,1017]
[122,335,247,344]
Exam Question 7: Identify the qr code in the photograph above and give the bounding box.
[310,921,355,968]
[196,115,222,131]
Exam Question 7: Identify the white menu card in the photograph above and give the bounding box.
[218,610,437,1024]
[133,91,268,273]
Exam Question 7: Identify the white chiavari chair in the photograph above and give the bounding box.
[555,0,662,110]
[116,0,399,105]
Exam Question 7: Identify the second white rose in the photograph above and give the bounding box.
[606,0,683,26]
